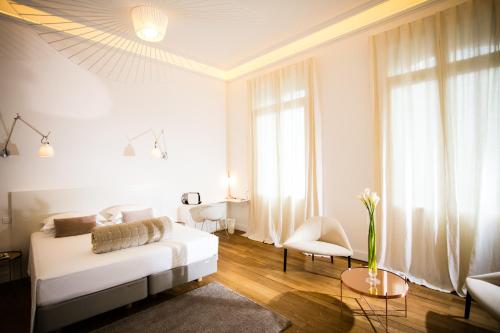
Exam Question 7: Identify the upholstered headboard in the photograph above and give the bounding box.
[10,186,166,274]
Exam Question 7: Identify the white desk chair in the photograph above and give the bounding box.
[190,202,229,238]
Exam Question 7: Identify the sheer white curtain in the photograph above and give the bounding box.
[246,59,322,245]
[373,0,500,295]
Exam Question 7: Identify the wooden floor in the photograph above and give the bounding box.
[207,232,500,332]
[1,231,499,332]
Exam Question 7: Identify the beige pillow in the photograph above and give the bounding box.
[54,215,97,238]
[41,212,106,233]
[122,208,154,223]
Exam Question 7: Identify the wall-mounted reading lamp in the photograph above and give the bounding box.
[1,113,54,158]
[124,128,167,160]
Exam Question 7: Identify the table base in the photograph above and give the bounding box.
[340,280,408,332]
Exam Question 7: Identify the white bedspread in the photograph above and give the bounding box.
[28,223,218,330]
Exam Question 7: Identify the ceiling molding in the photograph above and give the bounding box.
[224,0,431,80]
[1,0,432,82]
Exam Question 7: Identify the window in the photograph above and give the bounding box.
[254,90,306,200]
[246,59,320,245]
[372,0,500,294]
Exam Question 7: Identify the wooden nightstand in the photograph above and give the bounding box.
[0,251,22,281]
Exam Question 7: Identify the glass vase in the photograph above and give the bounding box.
[368,213,377,282]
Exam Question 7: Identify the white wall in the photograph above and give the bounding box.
[226,1,457,260]
[0,17,227,250]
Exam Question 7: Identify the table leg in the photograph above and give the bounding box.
[405,294,407,318]
[385,293,388,332]
[340,280,343,316]
[9,259,12,281]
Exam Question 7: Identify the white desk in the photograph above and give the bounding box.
[224,199,249,232]
[177,198,249,232]
[217,198,249,204]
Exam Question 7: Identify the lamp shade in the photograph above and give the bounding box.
[151,146,162,159]
[38,143,54,158]
[6,142,19,156]
[131,5,168,42]
[123,143,136,157]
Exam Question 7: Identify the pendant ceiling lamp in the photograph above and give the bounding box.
[131,5,168,43]
[8,0,250,82]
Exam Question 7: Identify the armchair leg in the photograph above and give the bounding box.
[283,249,287,272]
[330,256,333,264]
[348,256,351,268]
[464,292,472,319]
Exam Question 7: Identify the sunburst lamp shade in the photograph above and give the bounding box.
[131,5,168,42]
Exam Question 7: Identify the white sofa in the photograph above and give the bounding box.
[464,272,500,321]
[283,216,353,272]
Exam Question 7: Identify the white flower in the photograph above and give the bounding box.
[358,188,380,212]
[369,192,380,207]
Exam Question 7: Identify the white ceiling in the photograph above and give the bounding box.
[155,0,383,69]
[14,0,383,70]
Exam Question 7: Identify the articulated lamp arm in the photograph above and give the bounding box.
[1,113,53,158]
[124,128,168,160]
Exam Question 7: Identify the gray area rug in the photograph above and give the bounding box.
[92,282,291,333]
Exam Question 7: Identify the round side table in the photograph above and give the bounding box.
[0,250,22,281]
[340,267,409,331]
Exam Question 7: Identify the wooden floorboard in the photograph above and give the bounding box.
[1,231,498,332]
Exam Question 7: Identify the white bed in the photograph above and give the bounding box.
[10,187,219,332]
[29,223,218,307]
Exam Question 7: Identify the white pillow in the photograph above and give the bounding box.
[100,205,151,223]
[41,212,104,233]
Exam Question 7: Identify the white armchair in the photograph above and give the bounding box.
[283,216,353,272]
[464,272,500,321]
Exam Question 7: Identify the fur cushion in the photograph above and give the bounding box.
[91,216,172,254]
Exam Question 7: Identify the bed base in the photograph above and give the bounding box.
[148,255,217,295]
[35,255,217,333]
